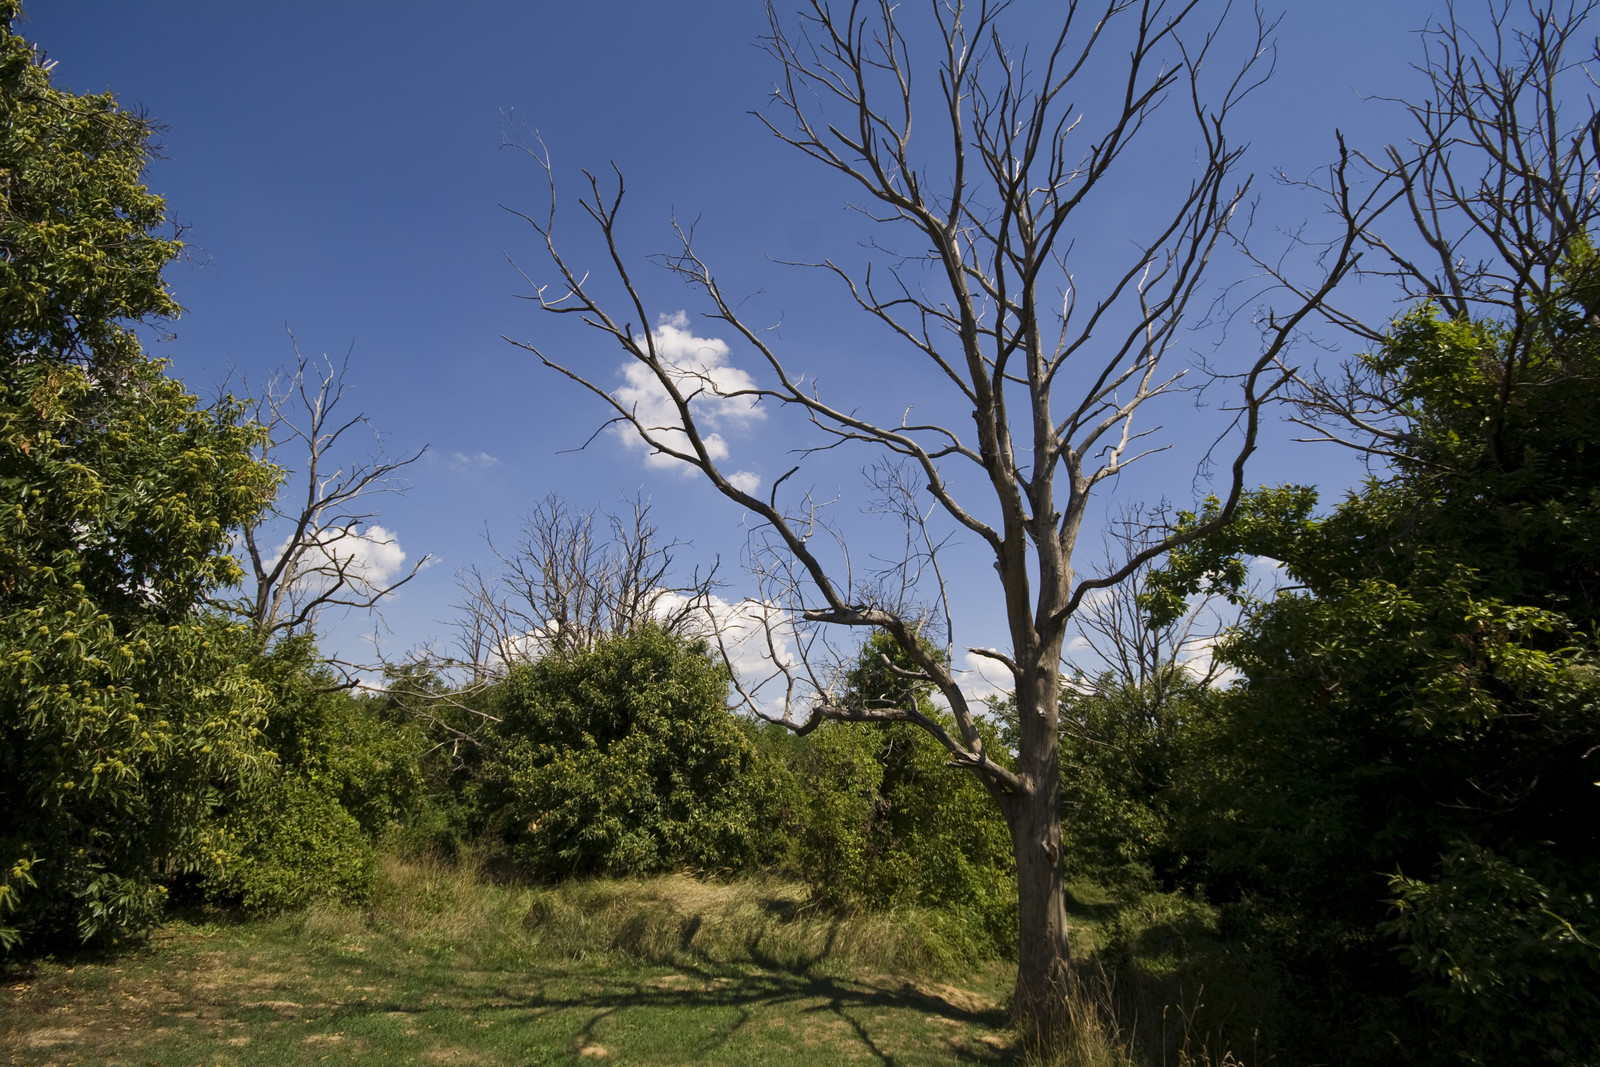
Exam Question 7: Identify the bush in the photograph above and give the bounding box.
[779,633,1016,957]
[198,638,431,910]
[204,773,376,911]
[1386,842,1600,1064]
[1054,674,1213,889]
[480,626,787,879]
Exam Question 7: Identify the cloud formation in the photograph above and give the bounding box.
[272,523,413,593]
[613,311,762,491]
[647,591,797,715]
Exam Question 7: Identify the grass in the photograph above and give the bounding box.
[1,854,1018,1066]
[1,857,1270,1066]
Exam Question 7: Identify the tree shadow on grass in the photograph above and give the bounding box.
[308,957,1014,1065]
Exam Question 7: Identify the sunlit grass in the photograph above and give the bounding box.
[1,855,1268,1066]
[1,854,1017,1066]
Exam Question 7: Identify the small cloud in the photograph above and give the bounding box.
[728,470,761,494]
[612,312,764,478]
[1176,633,1239,686]
[652,591,797,716]
[449,450,499,469]
[271,523,413,592]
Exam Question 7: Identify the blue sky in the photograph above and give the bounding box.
[29,1,1438,689]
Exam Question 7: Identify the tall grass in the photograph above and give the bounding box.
[1012,965,1252,1067]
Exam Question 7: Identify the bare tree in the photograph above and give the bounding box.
[508,0,1363,1030]
[1268,0,1600,461]
[232,340,429,657]
[1069,506,1233,695]
[449,493,718,678]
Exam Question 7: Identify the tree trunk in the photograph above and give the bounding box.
[1007,662,1072,1037]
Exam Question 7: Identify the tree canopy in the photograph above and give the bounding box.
[1150,245,1600,1064]
[0,3,278,951]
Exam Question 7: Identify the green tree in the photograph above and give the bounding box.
[201,636,430,911]
[0,1,179,374]
[1151,252,1600,1063]
[788,632,1016,955]
[0,5,278,951]
[1053,674,1214,888]
[0,359,276,950]
[479,626,785,879]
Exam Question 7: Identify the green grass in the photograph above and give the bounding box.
[1,857,1272,1066]
[1,855,1017,1066]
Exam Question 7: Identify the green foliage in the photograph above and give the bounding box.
[0,357,277,952]
[1152,251,1600,1063]
[1386,842,1600,1062]
[0,9,279,951]
[1054,675,1214,888]
[201,638,431,911]
[783,633,1016,957]
[480,626,786,879]
[203,771,376,912]
[0,1,181,373]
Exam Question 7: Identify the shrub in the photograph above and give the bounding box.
[786,716,1017,958]
[198,638,430,910]
[480,626,787,879]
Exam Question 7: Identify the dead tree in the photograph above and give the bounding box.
[450,493,718,678]
[234,340,429,656]
[509,0,1362,1031]
[1070,506,1233,694]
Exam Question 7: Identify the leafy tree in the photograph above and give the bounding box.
[0,358,276,950]
[0,5,277,952]
[480,626,785,879]
[1053,674,1214,888]
[0,1,179,374]
[1151,250,1600,1063]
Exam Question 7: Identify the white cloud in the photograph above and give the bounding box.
[956,648,1015,702]
[328,523,408,585]
[612,311,764,478]
[1175,632,1239,686]
[728,470,762,494]
[273,523,413,593]
[650,591,797,715]
[449,450,499,469]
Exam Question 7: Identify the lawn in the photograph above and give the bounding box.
[2,859,1018,1066]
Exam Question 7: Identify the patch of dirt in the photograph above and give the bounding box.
[21,1028,80,1048]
